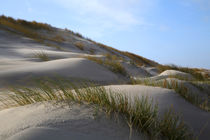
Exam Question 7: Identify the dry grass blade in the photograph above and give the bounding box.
[1,79,195,140]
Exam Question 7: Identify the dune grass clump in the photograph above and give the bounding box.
[1,79,194,140]
[74,42,84,50]
[0,15,51,31]
[0,16,63,50]
[160,108,192,140]
[89,48,96,54]
[44,42,62,50]
[131,78,210,111]
[158,65,205,81]
[87,55,127,76]
[122,52,158,67]
[0,16,41,40]
[90,41,158,67]
[50,35,65,43]
[34,51,50,61]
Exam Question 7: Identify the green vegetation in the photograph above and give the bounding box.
[122,51,158,67]
[88,40,158,67]
[74,42,84,50]
[0,15,161,68]
[131,78,210,111]
[1,79,194,140]
[49,35,65,43]
[89,48,96,54]
[64,28,84,38]
[158,65,206,81]
[0,15,51,30]
[0,15,44,41]
[160,108,192,140]
[0,15,66,50]
[34,51,50,61]
[44,42,62,50]
[87,54,127,76]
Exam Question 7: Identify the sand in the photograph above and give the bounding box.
[0,102,143,140]
[106,85,210,140]
[0,25,210,140]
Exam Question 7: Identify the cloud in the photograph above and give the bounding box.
[52,0,156,37]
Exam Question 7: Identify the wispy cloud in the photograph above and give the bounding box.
[52,0,156,37]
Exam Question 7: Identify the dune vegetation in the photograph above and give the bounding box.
[130,78,210,112]
[0,15,210,139]
[74,42,85,50]
[34,51,50,61]
[1,79,194,140]
[87,54,127,76]
[157,65,207,81]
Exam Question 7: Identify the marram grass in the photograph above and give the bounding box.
[130,78,210,112]
[1,79,194,140]
[34,51,50,61]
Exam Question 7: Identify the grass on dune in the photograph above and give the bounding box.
[87,54,127,76]
[158,65,207,81]
[34,51,50,61]
[0,15,65,50]
[74,42,85,50]
[131,78,210,112]
[1,79,195,140]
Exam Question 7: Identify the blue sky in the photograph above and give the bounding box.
[1,0,210,68]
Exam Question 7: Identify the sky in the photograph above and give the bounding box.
[1,0,210,69]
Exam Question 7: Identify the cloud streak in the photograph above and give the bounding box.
[52,0,156,37]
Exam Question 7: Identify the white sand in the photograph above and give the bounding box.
[106,85,210,140]
[0,85,210,139]
[0,102,143,140]
[0,26,210,139]
[0,58,119,85]
[0,30,122,86]
[160,70,194,79]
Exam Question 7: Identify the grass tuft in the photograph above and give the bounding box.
[131,78,210,111]
[160,108,193,140]
[1,79,194,140]
[74,42,84,50]
[158,65,206,81]
[34,51,50,61]
[87,55,127,76]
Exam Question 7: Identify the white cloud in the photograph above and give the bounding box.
[52,0,156,37]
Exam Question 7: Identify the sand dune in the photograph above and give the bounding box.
[0,58,121,86]
[0,102,143,140]
[107,85,210,140]
[0,18,210,140]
